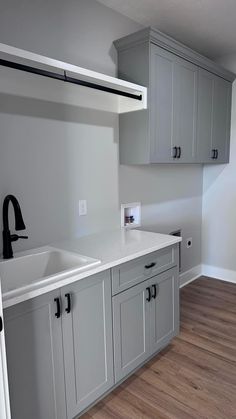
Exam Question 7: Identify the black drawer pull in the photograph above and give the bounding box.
[177,147,181,159]
[54,298,61,319]
[0,316,3,332]
[145,262,156,270]
[215,149,218,159]
[146,287,152,302]
[65,293,71,314]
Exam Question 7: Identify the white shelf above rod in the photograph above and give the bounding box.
[0,43,147,114]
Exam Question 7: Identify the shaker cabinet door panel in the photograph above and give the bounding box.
[113,280,151,382]
[62,271,114,418]
[150,268,179,355]
[212,77,232,163]
[196,69,214,162]
[173,58,198,162]
[150,45,174,162]
[150,45,198,163]
[4,292,66,419]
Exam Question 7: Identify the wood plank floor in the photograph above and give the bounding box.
[81,277,236,419]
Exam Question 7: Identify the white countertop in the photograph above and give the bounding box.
[1,228,181,308]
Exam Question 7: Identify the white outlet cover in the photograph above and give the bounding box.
[79,200,87,216]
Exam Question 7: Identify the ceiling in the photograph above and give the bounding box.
[97,0,236,59]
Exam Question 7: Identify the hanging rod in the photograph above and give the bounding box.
[0,58,142,101]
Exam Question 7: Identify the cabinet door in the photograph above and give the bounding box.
[150,44,198,163]
[173,58,198,162]
[0,283,11,419]
[113,279,151,383]
[196,69,214,162]
[150,44,174,163]
[150,268,179,355]
[212,76,232,163]
[4,291,66,419]
[62,271,114,418]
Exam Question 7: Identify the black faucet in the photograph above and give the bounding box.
[2,195,28,259]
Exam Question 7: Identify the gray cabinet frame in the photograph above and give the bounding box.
[115,27,234,165]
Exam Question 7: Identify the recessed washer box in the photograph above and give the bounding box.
[121,202,141,229]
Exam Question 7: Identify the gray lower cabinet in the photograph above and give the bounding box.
[112,279,151,382]
[113,267,179,383]
[4,270,114,419]
[149,269,179,353]
[62,271,114,418]
[115,27,233,165]
[4,260,179,418]
[4,290,67,419]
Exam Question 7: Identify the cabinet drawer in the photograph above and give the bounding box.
[112,245,178,295]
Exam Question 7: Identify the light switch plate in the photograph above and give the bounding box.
[79,200,87,216]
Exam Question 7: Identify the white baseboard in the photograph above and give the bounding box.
[179,264,236,288]
[202,264,236,284]
[179,265,202,288]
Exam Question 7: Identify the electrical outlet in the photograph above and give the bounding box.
[186,238,192,248]
[79,200,87,216]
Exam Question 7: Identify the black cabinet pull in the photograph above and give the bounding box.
[146,287,151,302]
[152,284,159,299]
[173,146,177,158]
[152,284,157,299]
[145,262,156,270]
[211,148,218,160]
[54,298,61,318]
[177,147,181,159]
[65,293,71,314]
[0,316,3,332]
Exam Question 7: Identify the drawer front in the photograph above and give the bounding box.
[112,245,178,295]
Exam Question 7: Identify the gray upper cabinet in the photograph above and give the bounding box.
[62,271,114,418]
[149,45,174,163]
[150,45,197,163]
[211,76,232,163]
[4,290,67,419]
[114,27,234,165]
[172,56,198,163]
[196,69,214,162]
[196,69,232,163]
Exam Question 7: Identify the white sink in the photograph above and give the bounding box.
[0,248,100,295]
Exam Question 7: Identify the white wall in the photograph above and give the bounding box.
[120,165,203,272]
[202,55,236,279]
[0,0,141,251]
[0,0,203,273]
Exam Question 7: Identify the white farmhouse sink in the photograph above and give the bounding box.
[0,248,100,295]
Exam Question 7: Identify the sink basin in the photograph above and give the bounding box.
[0,248,101,295]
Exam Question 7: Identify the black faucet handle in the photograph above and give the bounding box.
[10,234,28,242]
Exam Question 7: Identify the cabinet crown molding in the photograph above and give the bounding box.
[114,27,235,83]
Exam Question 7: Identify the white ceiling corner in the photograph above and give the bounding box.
[97,0,236,59]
